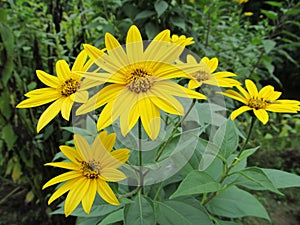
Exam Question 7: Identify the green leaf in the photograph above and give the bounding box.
[213,119,239,158]
[2,124,17,150]
[52,200,122,217]
[170,170,223,199]
[135,10,156,20]
[265,1,282,7]
[124,193,155,225]
[170,17,186,30]
[263,168,300,188]
[98,208,124,225]
[262,39,276,54]
[76,216,102,225]
[261,10,278,20]
[145,22,160,39]
[206,186,270,220]
[227,167,282,195]
[155,198,213,225]
[238,147,259,162]
[154,0,168,17]
[215,219,243,225]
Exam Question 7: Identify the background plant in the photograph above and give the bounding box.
[1,0,300,224]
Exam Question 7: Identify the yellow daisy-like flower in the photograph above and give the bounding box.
[233,0,248,3]
[76,25,206,140]
[16,50,103,132]
[219,79,300,124]
[184,55,241,89]
[42,131,130,217]
[244,12,254,16]
[171,34,194,46]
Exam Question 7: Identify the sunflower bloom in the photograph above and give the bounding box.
[42,131,130,217]
[219,79,300,124]
[76,25,206,140]
[184,55,241,89]
[16,50,104,132]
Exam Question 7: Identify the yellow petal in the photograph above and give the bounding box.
[119,101,140,136]
[213,71,237,78]
[98,132,116,152]
[96,179,120,206]
[48,179,78,205]
[72,50,88,72]
[245,79,258,97]
[97,102,115,131]
[64,177,90,217]
[253,109,269,124]
[230,106,252,120]
[59,145,83,163]
[71,91,89,103]
[126,25,144,63]
[80,78,106,90]
[17,91,61,108]
[25,87,57,97]
[42,171,81,189]
[207,57,218,72]
[266,104,299,113]
[83,44,105,62]
[236,85,250,99]
[188,79,201,89]
[110,149,130,165]
[44,162,78,170]
[56,60,71,81]
[61,97,74,121]
[74,134,92,161]
[186,54,198,64]
[76,84,123,115]
[100,149,129,171]
[218,90,248,105]
[36,70,59,88]
[81,179,97,214]
[101,168,126,182]
[140,96,161,140]
[149,92,184,115]
[37,98,64,132]
[268,91,281,101]
[258,85,274,99]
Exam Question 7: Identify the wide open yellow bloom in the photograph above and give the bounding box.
[184,55,241,89]
[76,25,206,140]
[219,79,300,124]
[42,131,130,217]
[16,50,104,132]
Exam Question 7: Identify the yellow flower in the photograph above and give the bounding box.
[16,50,103,132]
[184,55,241,89]
[244,12,254,16]
[219,79,300,124]
[42,131,130,217]
[171,34,194,46]
[233,0,249,3]
[76,25,206,140]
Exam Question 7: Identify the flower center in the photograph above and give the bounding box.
[126,67,152,93]
[61,78,80,96]
[194,68,211,82]
[248,98,268,109]
[80,160,101,179]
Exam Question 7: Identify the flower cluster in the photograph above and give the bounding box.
[17,25,300,217]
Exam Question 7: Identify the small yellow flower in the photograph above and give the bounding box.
[183,55,241,89]
[16,50,104,132]
[76,25,206,140]
[219,79,300,124]
[171,34,194,46]
[244,12,254,16]
[42,131,130,217]
[233,0,249,3]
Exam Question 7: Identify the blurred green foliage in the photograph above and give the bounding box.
[0,0,299,224]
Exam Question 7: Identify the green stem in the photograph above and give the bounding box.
[138,119,143,191]
[154,99,196,162]
[202,117,256,205]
